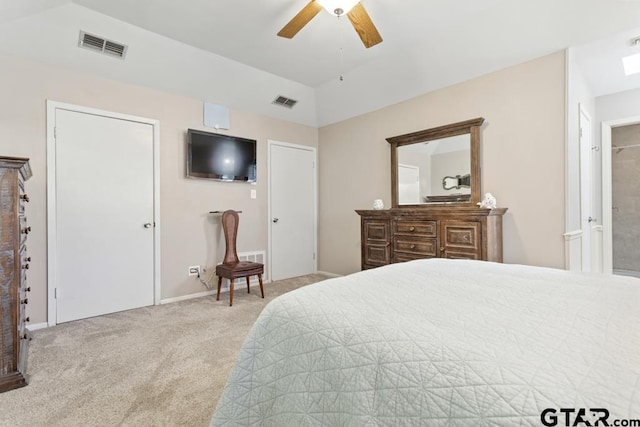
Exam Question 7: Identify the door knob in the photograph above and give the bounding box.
[587,217,597,223]
[272,218,279,223]
[143,223,153,228]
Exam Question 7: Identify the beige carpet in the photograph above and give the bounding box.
[0,274,329,427]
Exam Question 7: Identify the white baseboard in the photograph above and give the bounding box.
[160,279,271,305]
[563,229,583,272]
[591,225,603,273]
[316,270,342,278]
[160,290,216,304]
[26,322,48,331]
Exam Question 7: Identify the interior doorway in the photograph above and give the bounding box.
[610,124,640,278]
[47,101,160,325]
[267,140,317,281]
[398,164,420,204]
[601,115,640,275]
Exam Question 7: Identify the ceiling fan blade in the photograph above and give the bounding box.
[277,1,323,39]
[347,2,383,48]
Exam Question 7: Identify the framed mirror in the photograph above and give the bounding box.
[387,118,484,207]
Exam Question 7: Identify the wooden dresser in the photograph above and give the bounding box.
[356,207,507,270]
[0,156,32,393]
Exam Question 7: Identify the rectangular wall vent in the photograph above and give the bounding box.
[78,31,127,59]
[272,95,298,108]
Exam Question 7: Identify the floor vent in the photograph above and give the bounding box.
[78,31,127,59]
[272,95,298,108]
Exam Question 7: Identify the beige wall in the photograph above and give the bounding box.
[318,51,566,275]
[0,54,318,324]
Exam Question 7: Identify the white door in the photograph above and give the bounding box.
[398,164,420,204]
[55,109,155,323]
[269,142,316,281]
[579,108,592,272]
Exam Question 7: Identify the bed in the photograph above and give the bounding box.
[210,259,640,426]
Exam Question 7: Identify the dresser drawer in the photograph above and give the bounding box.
[443,250,480,260]
[364,243,391,266]
[394,253,435,263]
[441,221,480,251]
[394,238,437,257]
[364,220,390,243]
[395,220,437,237]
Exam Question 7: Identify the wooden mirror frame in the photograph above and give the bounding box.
[387,117,484,208]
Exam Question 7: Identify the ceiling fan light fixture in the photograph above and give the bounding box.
[316,0,359,16]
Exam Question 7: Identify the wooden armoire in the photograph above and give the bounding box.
[0,156,32,392]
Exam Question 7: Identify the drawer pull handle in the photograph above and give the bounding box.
[25,287,31,292]
[22,226,31,234]
[440,247,445,252]
[20,194,29,203]
[25,317,30,322]
[25,257,31,262]
[21,298,28,305]
[21,334,28,340]
[409,226,415,232]
[410,244,416,249]
[22,264,29,270]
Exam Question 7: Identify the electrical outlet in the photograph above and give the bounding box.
[250,189,256,199]
[188,265,200,277]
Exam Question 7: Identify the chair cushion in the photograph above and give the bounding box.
[216,261,264,279]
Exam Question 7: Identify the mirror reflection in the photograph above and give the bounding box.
[397,134,471,204]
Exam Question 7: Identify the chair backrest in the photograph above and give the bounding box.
[221,210,240,264]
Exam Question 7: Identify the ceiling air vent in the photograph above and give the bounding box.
[78,31,128,59]
[272,95,298,109]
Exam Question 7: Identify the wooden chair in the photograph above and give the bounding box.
[215,210,264,306]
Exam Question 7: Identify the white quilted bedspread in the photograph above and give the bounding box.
[211,259,640,426]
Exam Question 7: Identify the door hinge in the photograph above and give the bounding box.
[54,288,58,299]
[579,128,583,138]
[54,127,57,139]
[313,252,316,260]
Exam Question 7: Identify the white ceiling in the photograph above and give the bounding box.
[573,25,640,97]
[2,0,640,125]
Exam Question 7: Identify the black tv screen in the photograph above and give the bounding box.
[187,129,256,182]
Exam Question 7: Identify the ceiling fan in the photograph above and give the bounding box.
[277,0,383,48]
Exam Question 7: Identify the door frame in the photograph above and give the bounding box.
[46,101,161,326]
[398,163,421,204]
[578,104,592,272]
[601,114,640,274]
[267,140,318,280]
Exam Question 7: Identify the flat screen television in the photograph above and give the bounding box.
[187,129,257,182]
